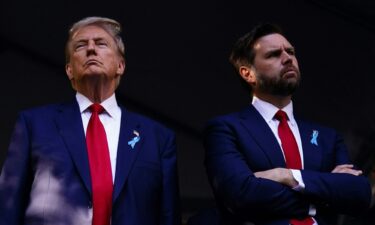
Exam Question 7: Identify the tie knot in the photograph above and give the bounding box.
[89,103,104,114]
[274,110,288,122]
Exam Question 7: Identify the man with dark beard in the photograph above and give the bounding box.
[203,24,371,225]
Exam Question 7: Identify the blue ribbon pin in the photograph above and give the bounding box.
[128,130,140,149]
[310,130,319,146]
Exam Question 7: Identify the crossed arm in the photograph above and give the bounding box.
[204,119,371,220]
[254,164,363,188]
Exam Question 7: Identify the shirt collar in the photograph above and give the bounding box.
[252,96,296,125]
[75,92,121,119]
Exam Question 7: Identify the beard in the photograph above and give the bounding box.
[256,70,301,96]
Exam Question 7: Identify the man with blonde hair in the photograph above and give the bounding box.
[0,16,181,225]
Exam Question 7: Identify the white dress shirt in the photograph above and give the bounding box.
[252,96,317,220]
[252,96,305,167]
[76,92,121,183]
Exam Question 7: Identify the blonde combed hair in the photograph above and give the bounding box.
[65,16,125,63]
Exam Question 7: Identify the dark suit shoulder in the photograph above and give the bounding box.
[205,107,255,130]
[123,109,174,136]
[206,110,244,125]
[20,103,63,114]
[296,118,339,136]
[18,102,71,120]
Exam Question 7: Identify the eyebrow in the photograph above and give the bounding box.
[264,46,295,55]
[73,37,108,43]
[266,45,295,51]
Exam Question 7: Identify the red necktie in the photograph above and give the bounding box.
[86,103,113,225]
[274,110,314,225]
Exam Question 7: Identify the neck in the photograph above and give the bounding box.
[253,93,292,109]
[74,78,116,103]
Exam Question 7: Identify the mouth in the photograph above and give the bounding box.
[84,59,102,67]
[281,66,298,78]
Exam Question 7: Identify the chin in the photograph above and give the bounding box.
[83,71,106,78]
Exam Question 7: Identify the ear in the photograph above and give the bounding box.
[116,59,125,77]
[239,66,256,85]
[65,63,73,80]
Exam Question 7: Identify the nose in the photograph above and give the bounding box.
[86,40,97,55]
[281,50,292,65]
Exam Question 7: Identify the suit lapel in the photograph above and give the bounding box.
[240,106,286,168]
[113,107,143,202]
[297,120,322,170]
[54,100,92,194]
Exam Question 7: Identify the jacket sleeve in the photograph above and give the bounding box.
[0,113,32,225]
[159,129,181,225]
[301,132,371,216]
[204,118,311,220]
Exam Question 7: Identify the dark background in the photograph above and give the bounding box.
[1,0,375,223]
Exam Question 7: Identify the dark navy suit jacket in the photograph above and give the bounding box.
[0,99,180,225]
[204,105,371,225]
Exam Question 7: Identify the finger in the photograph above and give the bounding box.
[332,164,354,173]
[333,168,363,176]
[336,164,354,169]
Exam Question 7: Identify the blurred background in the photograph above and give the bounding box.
[1,0,375,224]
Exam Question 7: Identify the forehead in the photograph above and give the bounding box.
[71,25,113,42]
[253,33,293,51]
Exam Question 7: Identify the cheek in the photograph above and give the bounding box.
[70,52,86,62]
[294,60,299,68]
[70,62,81,72]
[254,59,275,70]
[107,55,123,69]
[257,63,276,74]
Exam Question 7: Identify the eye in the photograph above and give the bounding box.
[74,42,86,51]
[286,48,295,56]
[266,50,281,58]
[96,40,108,47]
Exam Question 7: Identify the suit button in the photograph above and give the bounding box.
[88,201,93,209]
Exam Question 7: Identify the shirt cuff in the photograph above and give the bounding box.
[290,169,305,191]
[309,204,317,216]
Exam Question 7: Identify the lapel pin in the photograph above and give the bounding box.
[310,130,319,146]
[128,130,140,149]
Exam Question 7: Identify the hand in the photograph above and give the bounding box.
[331,164,362,176]
[254,168,298,187]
